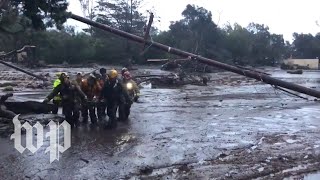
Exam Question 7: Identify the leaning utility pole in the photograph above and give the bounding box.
[70,13,320,99]
[140,12,154,55]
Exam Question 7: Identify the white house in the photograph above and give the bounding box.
[283,58,319,69]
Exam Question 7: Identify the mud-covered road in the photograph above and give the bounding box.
[0,65,320,179]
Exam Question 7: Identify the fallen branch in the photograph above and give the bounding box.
[0,60,47,81]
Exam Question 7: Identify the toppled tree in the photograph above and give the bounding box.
[93,0,147,64]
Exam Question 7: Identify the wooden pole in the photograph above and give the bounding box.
[70,13,320,98]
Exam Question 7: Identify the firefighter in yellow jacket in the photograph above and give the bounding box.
[52,72,65,114]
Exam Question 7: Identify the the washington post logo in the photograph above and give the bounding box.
[10,115,71,163]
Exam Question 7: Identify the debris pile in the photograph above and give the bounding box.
[0,45,39,68]
[287,69,303,74]
[149,58,217,73]
[134,72,210,88]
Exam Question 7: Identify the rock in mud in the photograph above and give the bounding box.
[3,86,14,91]
[0,82,18,87]
[4,101,55,114]
[140,166,153,175]
[80,158,89,164]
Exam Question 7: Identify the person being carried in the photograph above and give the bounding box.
[75,72,83,86]
[97,68,108,121]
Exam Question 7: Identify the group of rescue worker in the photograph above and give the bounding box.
[43,68,140,128]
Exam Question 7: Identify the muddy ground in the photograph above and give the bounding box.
[0,65,320,179]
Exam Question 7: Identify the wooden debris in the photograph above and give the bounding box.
[287,69,303,74]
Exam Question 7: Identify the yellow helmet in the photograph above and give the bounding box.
[108,69,118,79]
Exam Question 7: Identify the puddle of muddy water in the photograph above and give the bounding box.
[2,68,320,179]
[303,172,320,180]
[284,169,320,180]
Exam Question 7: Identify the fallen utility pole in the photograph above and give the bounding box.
[0,60,47,81]
[147,58,190,62]
[235,65,271,75]
[70,13,320,99]
[140,12,154,55]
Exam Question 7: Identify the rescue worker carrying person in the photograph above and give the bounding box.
[122,71,140,102]
[52,72,64,114]
[100,69,132,128]
[97,68,107,121]
[80,74,102,124]
[120,71,140,120]
[121,67,129,79]
[43,73,87,127]
[75,72,83,86]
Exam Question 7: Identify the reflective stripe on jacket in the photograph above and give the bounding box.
[53,79,62,101]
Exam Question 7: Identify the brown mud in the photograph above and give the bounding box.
[0,65,320,179]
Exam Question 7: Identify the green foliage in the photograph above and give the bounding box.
[167,5,220,56]
[152,5,288,66]
[0,4,32,34]
[26,31,93,64]
[1,3,320,66]
[292,33,320,59]
[92,0,147,63]
[95,0,145,34]
[11,0,69,30]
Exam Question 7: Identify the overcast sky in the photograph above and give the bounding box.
[67,0,320,42]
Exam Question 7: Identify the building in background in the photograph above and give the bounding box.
[282,58,320,70]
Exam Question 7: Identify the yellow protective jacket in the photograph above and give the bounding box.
[53,79,62,101]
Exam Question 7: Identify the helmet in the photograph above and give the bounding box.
[123,71,132,80]
[108,69,118,79]
[76,72,82,76]
[59,72,68,81]
[121,67,128,75]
